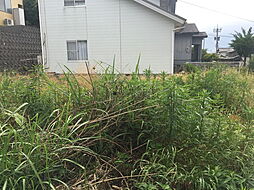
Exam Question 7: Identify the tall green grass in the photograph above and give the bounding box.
[0,66,254,189]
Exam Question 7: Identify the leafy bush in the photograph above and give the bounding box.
[186,67,249,113]
[202,49,219,62]
[183,63,201,73]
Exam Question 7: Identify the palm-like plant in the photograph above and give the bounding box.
[230,27,254,66]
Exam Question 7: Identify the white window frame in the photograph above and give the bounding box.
[64,0,85,7]
[67,40,88,61]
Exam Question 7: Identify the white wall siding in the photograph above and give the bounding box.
[121,0,174,73]
[39,0,176,74]
[39,0,88,73]
[86,0,121,73]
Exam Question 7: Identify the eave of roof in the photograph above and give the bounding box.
[177,23,199,34]
[132,0,186,25]
[193,32,208,38]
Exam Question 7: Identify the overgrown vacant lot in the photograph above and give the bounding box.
[1,66,254,190]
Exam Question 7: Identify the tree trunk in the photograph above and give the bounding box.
[244,57,247,66]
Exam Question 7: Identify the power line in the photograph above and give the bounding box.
[178,0,254,23]
[208,36,233,39]
[208,34,233,38]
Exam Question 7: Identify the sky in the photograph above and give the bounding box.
[176,0,254,52]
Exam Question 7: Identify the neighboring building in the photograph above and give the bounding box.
[38,0,186,74]
[0,26,42,72]
[174,23,207,70]
[0,0,25,26]
[218,48,242,62]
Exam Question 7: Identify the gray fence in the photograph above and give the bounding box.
[0,26,42,73]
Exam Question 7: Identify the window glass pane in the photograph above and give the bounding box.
[67,41,77,60]
[77,41,88,60]
[0,0,5,12]
[64,0,74,6]
[68,51,77,60]
[5,0,11,13]
[67,41,76,51]
[75,0,85,6]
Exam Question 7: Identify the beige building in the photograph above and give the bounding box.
[0,0,24,26]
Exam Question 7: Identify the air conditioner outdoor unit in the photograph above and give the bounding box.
[4,19,14,26]
[13,8,25,26]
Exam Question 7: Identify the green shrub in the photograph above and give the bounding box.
[183,63,201,73]
[249,57,254,72]
[202,49,219,62]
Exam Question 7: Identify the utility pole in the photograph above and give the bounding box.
[213,25,222,53]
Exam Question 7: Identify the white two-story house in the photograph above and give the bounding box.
[38,0,186,74]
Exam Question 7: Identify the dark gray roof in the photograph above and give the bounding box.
[193,32,208,38]
[0,26,42,72]
[138,0,186,22]
[176,23,208,39]
[177,23,199,34]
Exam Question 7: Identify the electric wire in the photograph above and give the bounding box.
[178,0,254,23]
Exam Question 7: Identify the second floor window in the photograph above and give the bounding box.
[64,0,85,6]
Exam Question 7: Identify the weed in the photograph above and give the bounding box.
[0,66,254,189]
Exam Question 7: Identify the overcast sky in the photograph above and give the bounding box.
[176,0,254,52]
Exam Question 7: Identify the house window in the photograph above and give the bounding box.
[0,0,12,13]
[67,40,88,61]
[64,0,85,6]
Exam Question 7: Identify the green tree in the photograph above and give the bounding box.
[230,27,254,66]
[24,0,39,27]
[202,49,219,62]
